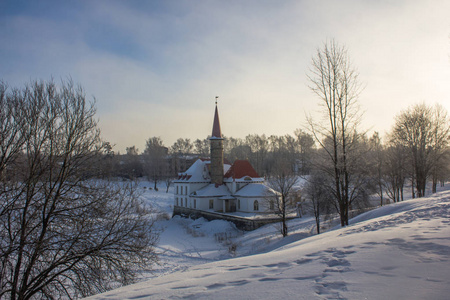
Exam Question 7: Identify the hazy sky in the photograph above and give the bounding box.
[1,0,449,153]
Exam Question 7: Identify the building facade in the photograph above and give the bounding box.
[173,103,275,214]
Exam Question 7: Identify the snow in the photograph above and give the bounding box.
[175,159,232,183]
[194,184,231,197]
[234,183,274,197]
[175,159,209,183]
[86,182,450,300]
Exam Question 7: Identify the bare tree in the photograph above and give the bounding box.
[383,144,407,202]
[227,139,251,163]
[429,105,450,193]
[294,129,315,175]
[97,141,116,178]
[307,39,365,226]
[122,145,143,179]
[144,137,168,191]
[245,134,269,176]
[369,132,385,206]
[436,148,450,187]
[0,82,27,181]
[267,157,298,237]
[170,138,193,174]
[391,103,450,197]
[193,138,209,157]
[0,80,159,299]
[304,172,332,234]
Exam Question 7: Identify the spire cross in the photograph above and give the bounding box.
[215,96,219,105]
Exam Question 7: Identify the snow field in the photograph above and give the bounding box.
[87,182,450,299]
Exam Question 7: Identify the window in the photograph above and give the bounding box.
[269,201,274,210]
[238,199,241,210]
[194,199,197,209]
[185,186,188,195]
[209,199,214,209]
[176,186,179,194]
[253,200,259,211]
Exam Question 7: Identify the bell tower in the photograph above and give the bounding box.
[210,97,224,185]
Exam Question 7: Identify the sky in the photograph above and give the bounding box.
[1,0,450,153]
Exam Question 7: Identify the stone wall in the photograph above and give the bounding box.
[209,138,224,185]
[173,206,293,231]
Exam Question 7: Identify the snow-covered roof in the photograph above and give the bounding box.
[174,159,210,183]
[223,163,231,174]
[192,184,232,198]
[175,159,232,183]
[233,183,276,198]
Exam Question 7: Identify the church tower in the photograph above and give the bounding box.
[210,101,224,185]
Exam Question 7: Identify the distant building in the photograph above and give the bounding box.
[173,103,275,214]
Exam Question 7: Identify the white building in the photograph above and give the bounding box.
[174,103,275,214]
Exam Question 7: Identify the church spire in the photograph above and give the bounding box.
[210,97,224,185]
[211,97,222,139]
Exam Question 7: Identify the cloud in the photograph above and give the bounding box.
[1,0,449,152]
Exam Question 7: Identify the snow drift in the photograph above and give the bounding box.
[88,189,450,300]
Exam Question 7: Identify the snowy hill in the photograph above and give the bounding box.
[88,188,450,300]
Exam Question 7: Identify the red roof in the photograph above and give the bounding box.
[224,160,260,179]
[211,104,222,138]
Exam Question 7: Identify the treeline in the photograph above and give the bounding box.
[96,129,316,190]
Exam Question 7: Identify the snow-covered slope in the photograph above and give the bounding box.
[89,189,450,300]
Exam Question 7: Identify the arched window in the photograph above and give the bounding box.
[209,199,214,209]
[253,200,259,211]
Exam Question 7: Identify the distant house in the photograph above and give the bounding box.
[174,103,275,214]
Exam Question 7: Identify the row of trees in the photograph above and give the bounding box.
[97,131,316,191]
[302,40,450,232]
[0,80,159,299]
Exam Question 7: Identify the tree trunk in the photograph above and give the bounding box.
[315,215,321,234]
[432,176,437,193]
